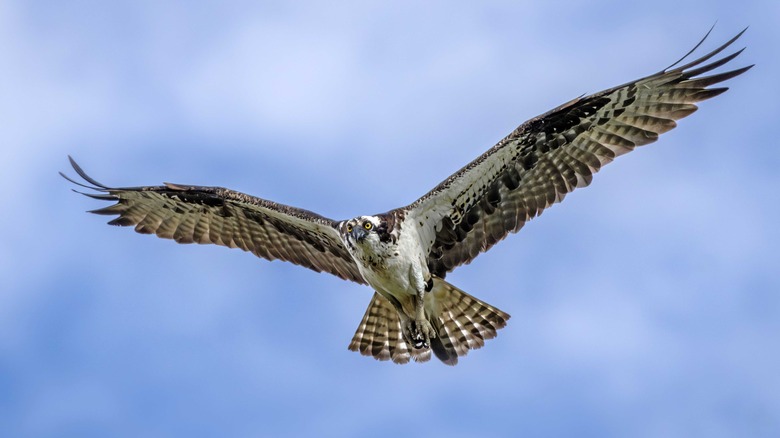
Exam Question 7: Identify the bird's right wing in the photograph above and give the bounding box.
[61,157,366,284]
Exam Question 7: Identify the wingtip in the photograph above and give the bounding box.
[664,26,749,73]
[61,156,110,190]
[60,169,94,190]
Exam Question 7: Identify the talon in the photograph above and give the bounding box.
[411,319,436,349]
[401,320,416,345]
[412,328,429,349]
[402,318,437,349]
[416,319,436,339]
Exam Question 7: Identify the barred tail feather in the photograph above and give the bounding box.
[348,293,430,364]
[427,278,510,365]
[348,278,510,365]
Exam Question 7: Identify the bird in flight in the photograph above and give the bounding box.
[63,29,751,365]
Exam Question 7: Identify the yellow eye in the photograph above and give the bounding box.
[346,224,353,233]
[363,222,373,230]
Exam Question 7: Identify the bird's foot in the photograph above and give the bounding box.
[403,319,436,350]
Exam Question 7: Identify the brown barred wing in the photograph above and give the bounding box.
[406,30,752,278]
[61,157,366,284]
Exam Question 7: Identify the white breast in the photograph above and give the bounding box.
[348,225,428,300]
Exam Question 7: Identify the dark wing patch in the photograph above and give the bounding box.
[62,157,366,284]
[405,30,752,278]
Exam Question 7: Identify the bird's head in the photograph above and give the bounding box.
[340,215,394,249]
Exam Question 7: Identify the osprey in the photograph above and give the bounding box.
[63,30,751,365]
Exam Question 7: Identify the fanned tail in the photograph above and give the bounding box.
[348,293,429,364]
[348,278,510,365]
[426,278,510,365]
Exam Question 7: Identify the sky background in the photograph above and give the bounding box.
[2,1,779,437]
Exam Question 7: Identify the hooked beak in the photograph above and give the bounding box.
[350,226,368,242]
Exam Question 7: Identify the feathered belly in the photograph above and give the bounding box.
[359,258,415,297]
[348,229,430,317]
[357,255,424,318]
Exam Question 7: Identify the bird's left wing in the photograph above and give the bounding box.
[401,29,752,278]
[62,157,366,284]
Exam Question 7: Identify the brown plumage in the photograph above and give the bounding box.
[408,29,752,279]
[62,158,365,284]
[62,29,751,365]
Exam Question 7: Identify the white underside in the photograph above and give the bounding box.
[343,216,430,318]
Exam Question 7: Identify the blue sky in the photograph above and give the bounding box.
[2,1,779,437]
